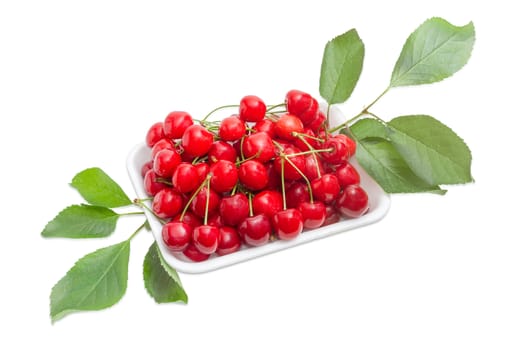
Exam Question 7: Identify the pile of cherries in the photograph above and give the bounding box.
[141,90,369,262]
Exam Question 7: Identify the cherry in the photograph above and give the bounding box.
[307,111,326,133]
[265,162,281,190]
[298,201,326,229]
[217,226,242,256]
[336,162,360,188]
[285,181,309,209]
[191,187,220,218]
[324,204,341,225]
[207,212,224,227]
[242,132,275,163]
[183,242,210,262]
[274,114,304,140]
[274,145,306,181]
[336,184,369,218]
[143,169,168,196]
[219,193,249,227]
[208,140,237,163]
[273,208,303,240]
[210,160,238,193]
[293,128,320,151]
[163,111,193,139]
[170,211,201,228]
[239,95,266,122]
[285,90,319,125]
[238,214,272,246]
[238,159,269,191]
[218,115,246,141]
[153,149,181,178]
[141,161,153,178]
[146,122,166,147]
[172,162,200,193]
[193,225,219,255]
[181,124,214,157]
[303,154,325,182]
[252,190,283,218]
[322,137,349,165]
[194,162,210,184]
[334,134,356,157]
[162,221,192,251]
[152,188,183,219]
[151,138,175,159]
[253,119,276,138]
[311,173,340,203]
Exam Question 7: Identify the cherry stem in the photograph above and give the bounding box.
[128,220,148,242]
[202,104,239,122]
[283,153,314,203]
[293,132,325,143]
[265,102,286,112]
[293,133,322,178]
[203,176,211,225]
[118,211,145,217]
[155,178,173,186]
[134,199,166,225]
[280,156,287,210]
[179,173,212,221]
[248,192,254,216]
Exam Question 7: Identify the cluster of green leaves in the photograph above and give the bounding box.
[319,17,475,193]
[42,168,187,323]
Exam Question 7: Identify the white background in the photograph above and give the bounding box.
[1,1,508,349]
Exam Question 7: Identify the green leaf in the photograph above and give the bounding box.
[354,137,445,194]
[387,115,473,185]
[71,167,132,208]
[50,240,130,322]
[319,29,365,104]
[143,242,188,304]
[390,17,475,87]
[41,204,119,238]
[349,118,388,140]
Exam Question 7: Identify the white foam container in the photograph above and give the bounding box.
[126,105,390,273]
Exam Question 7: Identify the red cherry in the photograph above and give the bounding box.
[143,169,168,196]
[322,137,349,165]
[307,111,326,133]
[208,141,237,163]
[146,122,166,147]
[324,204,341,225]
[304,154,325,182]
[183,242,210,262]
[265,162,281,190]
[172,162,200,193]
[153,149,181,178]
[253,119,276,138]
[219,193,249,226]
[237,214,272,246]
[207,212,224,227]
[285,90,319,125]
[238,159,269,191]
[163,111,193,139]
[334,134,356,157]
[336,184,369,218]
[210,160,238,193]
[275,114,304,140]
[298,201,326,229]
[285,182,309,209]
[194,162,210,184]
[170,211,201,228]
[152,188,183,219]
[239,95,266,122]
[335,162,360,188]
[151,138,175,159]
[293,128,320,151]
[311,174,340,203]
[273,209,303,240]
[141,161,153,178]
[218,115,246,141]
[182,124,214,157]
[162,221,192,251]
[274,145,306,181]
[191,187,220,218]
[242,132,275,163]
[252,190,283,218]
[193,225,219,255]
[217,226,242,256]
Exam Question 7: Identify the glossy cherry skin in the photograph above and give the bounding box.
[311,174,341,204]
[181,124,214,157]
[274,145,306,181]
[239,95,266,122]
[218,115,246,141]
[285,89,319,125]
[322,137,349,165]
[141,161,153,178]
[163,111,193,139]
[304,154,325,182]
[238,159,269,191]
[170,211,201,228]
[253,119,276,138]
[191,187,220,218]
[293,128,320,151]
[285,182,309,209]
[324,204,341,225]
[193,224,219,255]
[332,134,356,157]
[162,221,192,251]
[273,209,303,240]
[252,190,283,218]
[143,169,167,196]
[298,201,326,229]
[336,162,360,188]
[183,242,210,262]
[238,214,272,246]
[208,141,237,163]
[172,162,199,193]
[216,226,242,256]
[219,193,249,226]
[146,122,165,147]
[151,138,175,159]
[336,184,369,218]
[210,160,238,193]
[275,114,304,140]
[242,132,275,163]
[153,149,181,178]
[207,212,224,227]
[307,111,326,133]
[152,188,183,219]
[194,162,210,184]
